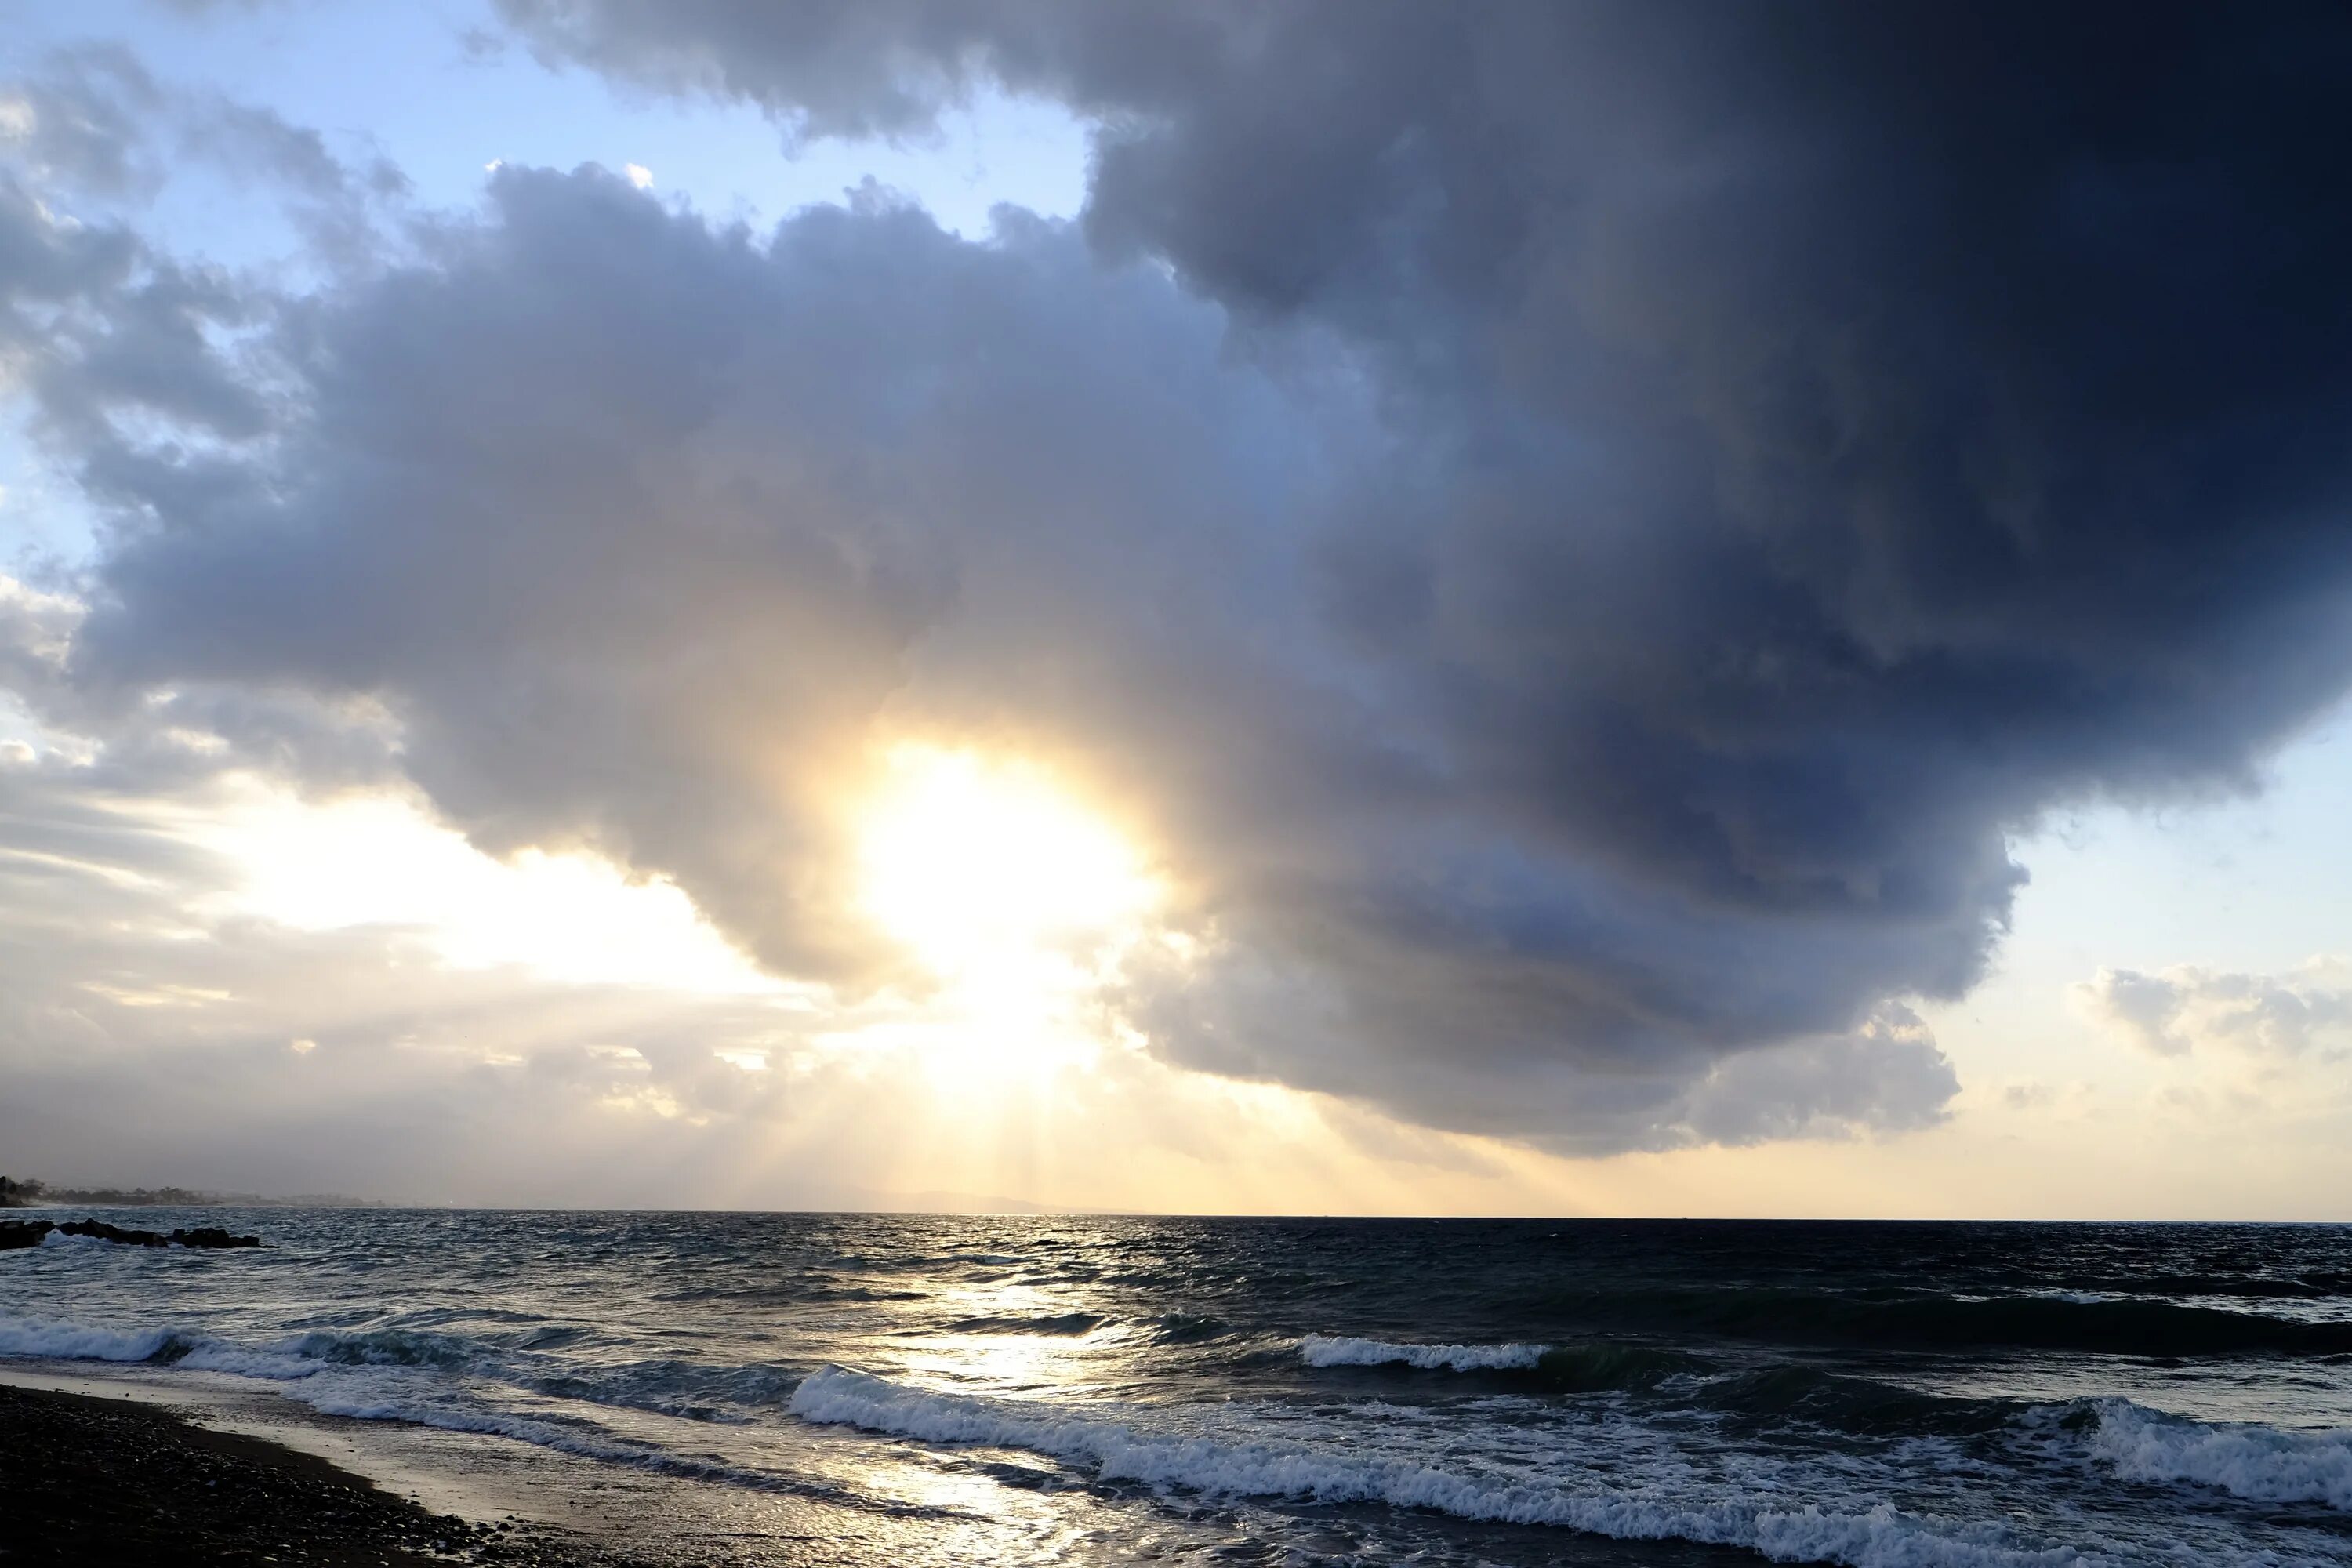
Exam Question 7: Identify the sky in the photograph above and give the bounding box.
[1,0,2348,1218]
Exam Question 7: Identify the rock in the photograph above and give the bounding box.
[0,1220,54,1250]
[60,1218,169,1247]
[2,1218,265,1250]
[168,1227,262,1250]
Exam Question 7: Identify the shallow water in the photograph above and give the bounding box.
[5,1211,2350,1565]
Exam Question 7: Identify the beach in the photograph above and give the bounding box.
[0,1380,635,1566]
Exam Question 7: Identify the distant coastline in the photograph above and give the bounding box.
[0,1177,380,1210]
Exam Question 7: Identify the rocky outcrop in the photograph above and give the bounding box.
[168,1226,263,1249]
[0,1218,261,1250]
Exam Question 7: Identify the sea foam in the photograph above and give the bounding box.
[0,1310,842,1499]
[2089,1399,2352,1511]
[36,1229,116,1248]
[1298,1334,1549,1371]
[787,1367,2090,1567]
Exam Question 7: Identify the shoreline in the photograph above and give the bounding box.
[0,1358,873,1567]
[0,1376,650,1566]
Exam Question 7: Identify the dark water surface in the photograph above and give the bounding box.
[5,1211,2350,1565]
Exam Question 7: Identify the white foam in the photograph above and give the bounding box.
[296,1383,842,1497]
[2089,1399,2352,1511]
[307,1386,647,1462]
[0,1312,183,1362]
[0,1308,808,1496]
[788,1367,2092,1566]
[174,1342,332,1381]
[36,1229,114,1248]
[1298,1334,1549,1371]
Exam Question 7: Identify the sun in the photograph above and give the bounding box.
[855,744,1157,981]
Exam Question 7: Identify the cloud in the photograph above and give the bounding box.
[2074,960,2352,1059]
[0,46,414,468]
[0,163,264,453]
[0,721,1595,1211]
[9,5,2352,1154]
[0,45,165,197]
[40,161,1964,1149]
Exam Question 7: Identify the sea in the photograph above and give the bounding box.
[3,1210,2350,1566]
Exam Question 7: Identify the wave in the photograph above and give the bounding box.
[2060,1274,2348,1302]
[0,1314,191,1362]
[1294,1334,1706,1394]
[293,1385,848,1499]
[1536,1286,2352,1358]
[1540,1341,1702,1391]
[1298,1334,1548,1371]
[1290,1334,2014,1436]
[1147,1313,1232,1345]
[0,1312,803,1427]
[185,1326,477,1375]
[786,1367,2087,1568]
[2085,1399,2352,1511]
[1694,1365,2021,1437]
[263,1377,971,1521]
[192,1330,809,1425]
[0,1312,943,1515]
[18,1301,2343,1559]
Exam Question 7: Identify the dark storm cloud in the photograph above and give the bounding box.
[469,0,2352,1139]
[15,3,2352,1149]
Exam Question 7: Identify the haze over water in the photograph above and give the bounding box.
[6,1210,2350,1566]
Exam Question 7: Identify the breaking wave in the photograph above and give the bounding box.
[0,1313,191,1363]
[786,1367,2096,1567]
[0,1312,801,1426]
[1298,1334,1548,1371]
[2085,1399,2352,1511]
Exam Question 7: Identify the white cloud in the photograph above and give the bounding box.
[622,161,652,188]
[2072,959,2352,1059]
[180,780,788,995]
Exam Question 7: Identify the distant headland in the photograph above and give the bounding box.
[0,1176,380,1209]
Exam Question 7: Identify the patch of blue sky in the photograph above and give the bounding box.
[3,0,1091,574]
[6,0,1090,245]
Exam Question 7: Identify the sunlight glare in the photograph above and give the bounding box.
[856,746,1157,979]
